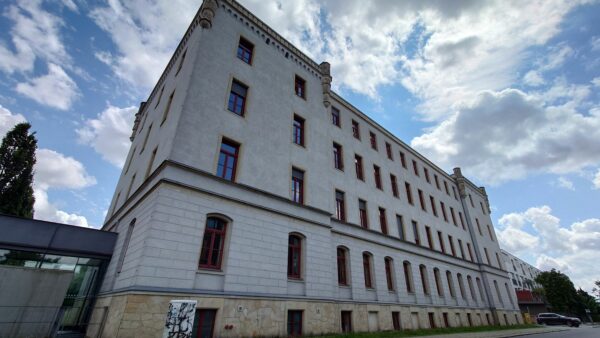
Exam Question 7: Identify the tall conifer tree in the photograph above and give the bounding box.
[0,123,37,218]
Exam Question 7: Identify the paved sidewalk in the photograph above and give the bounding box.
[411,327,568,338]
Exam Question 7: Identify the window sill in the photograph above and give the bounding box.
[338,284,351,288]
[288,278,305,283]
[197,268,224,275]
[293,143,306,149]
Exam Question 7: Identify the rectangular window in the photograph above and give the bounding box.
[126,173,136,199]
[440,202,448,222]
[237,37,254,64]
[295,75,306,99]
[124,146,136,174]
[452,186,458,200]
[333,143,344,170]
[412,160,419,176]
[405,182,413,205]
[392,312,401,330]
[396,215,405,240]
[437,231,445,253]
[352,120,360,139]
[363,253,373,288]
[412,221,420,245]
[428,313,436,329]
[424,167,430,183]
[418,189,426,212]
[385,258,394,290]
[287,310,303,336]
[434,174,440,189]
[484,248,491,265]
[191,309,216,338]
[487,224,495,241]
[444,181,449,195]
[459,212,466,230]
[331,107,341,126]
[430,196,438,217]
[379,207,388,235]
[288,235,302,278]
[145,146,158,179]
[476,218,482,235]
[291,168,304,204]
[359,199,368,228]
[116,219,135,273]
[385,142,393,160]
[458,239,465,259]
[341,311,352,333]
[448,235,456,257]
[228,79,248,116]
[469,194,474,207]
[399,151,407,168]
[480,201,486,215]
[335,190,345,221]
[217,139,239,181]
[292,115,305,146]
[390,174,399,197]
[425,226,433,249]
[373,165,382,190]
[369,132,377,150]
[404,262,414,293]
[450,207,457,226]
[467,243,474,262]
[354,154,364,180]
[199,218,227,270]
[337,247,348,285]
[140,123,152,154]
[155,86,164,109]
[161,90,175,125]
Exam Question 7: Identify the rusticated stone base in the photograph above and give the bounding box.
[86,292,523,338]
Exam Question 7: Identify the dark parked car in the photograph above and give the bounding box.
[536,313,581,327]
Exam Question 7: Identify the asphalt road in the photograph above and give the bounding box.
[531,325,599,338]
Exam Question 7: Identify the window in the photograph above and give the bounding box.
[428,312,436,328]
[295,75,306,99]
[161,90,175,125]
[420,265,430,295]
[191,309,216,338]
[390,174,399,197]
[396,215,405,240]
[425,226,433,249]
[443,313,449,328]
[434,174,440,189]
[452,186,458,200]
[292,115,304,146]
[448,235,456,257]
[354,154,364,180]
[469,194,474,207]
[199,217,227,270]
[434,268,443,297]
[140,123,152,153]
[379,207,388,235]
[412,160,419,176]
[405,182,413,205]
[291,168,304,204]
[175,49,187,75]
[494,280,503,305]
[145,146,157,179]
[484,248,491,265]
[467,313,473,327]
[363,252,373,288]
[476,218,482,235]
[217,139,239,181]
[458,239,465,259]
[496,252,503,269]
[467,243,474,262]
[126,173,136,199]
[124,146,136,174]
[457,273,466,299]
[459,212,466,230]
[440,202,448,222]
[228,80,248,116]
[392,312,401,330]
[237,37,254,64]
[487,224,495,241]
[359,199,368,228]
[444,181,449,195]
[476,278,485,303]
[288,234,302,279]
[467,275,477,301]
[418,189,426,211]
[412,221,420,245]
[341,311,352,333]
[450,207,457,226]
[399,151,407,168]
[373,165,382,190]
[335,190,346,221]
[446,271,455,297]
[116,218,135,273]
[424,167,430,183]
[351,120,360,139]
[385,142,393,160]
[154,86,164,109]
[337,247,349,285]
[287,310,303,336]
[331,106,340,126]
[385,257,394,291]
[505,283,515,306]
[369,132,377,150]
[403,261,414,293]
[437,231,445,254]
[480,201,486,215]
[333,143,344,170]
[430,196,438,217]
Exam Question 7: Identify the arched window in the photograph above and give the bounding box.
[446,271,455,297]
[467,275,477,302]
[337,247,349,286]
[199,217,227,269]
[363,252,373,289]
[385,257,394,291]
[403,261,414,293]
[457,273,466,299]
[288,234,303,279]
[433,268,443,297]
[419,264,430,295]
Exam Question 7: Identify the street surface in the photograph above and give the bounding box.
[530,325,598,338]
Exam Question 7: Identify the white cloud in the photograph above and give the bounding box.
[33,149,96,227]
[556,177,575,191]
[498,206,600,292]
[523,70,545,86]
[0,105,27,138]
[15,63,79,110]
[411,88,600,185]
[592,77,600,87]
[77,105,137,167]
[591,36,600,51]
[593,169,600,189]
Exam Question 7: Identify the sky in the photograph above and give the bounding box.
[0,0,599,292]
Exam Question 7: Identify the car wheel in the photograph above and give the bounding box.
[567,322,573,327]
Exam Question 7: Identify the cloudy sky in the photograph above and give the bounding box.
[0,0,599,291]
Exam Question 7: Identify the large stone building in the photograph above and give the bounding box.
[501,250,547,317]
[88,0,522,336]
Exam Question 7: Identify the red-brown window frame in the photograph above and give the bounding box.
[358,199,368,228]
[333,143,343,170]
[385,257,394,291]
[390,174,399,197]
[292,115,304,146]
[228,79,248,116]
[354,154,364,180]
[352,120,360,139]
[399,151,407,168]
[379,207,388,235]
[331,106,341,126]
[430,196,438,217]
[337,247,348,286]
[441,201,448,222]
[216,139,239,181]
[294,75,306,99]
[403,261,414,293]
[287,234,302,279]
[405,182,413,205]
[412,160,419,176]
[373,165,382,190]
[369,132,377,150]
[199,217,227,270]
[418,189,426,212]
[335,190,346,221]
[385,142,393,160]
[287,310,303,336]
[363,252,373,288]
[237,37,254,64]
[291,168,304,204]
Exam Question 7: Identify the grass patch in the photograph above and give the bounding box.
[308,324,539,338]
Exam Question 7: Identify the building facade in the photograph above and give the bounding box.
[501,250,547,317]
[88,1,522,337]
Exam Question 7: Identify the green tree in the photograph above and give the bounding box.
[592,280,600,300]
[535,269,578,314]
[0,123,37,218]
